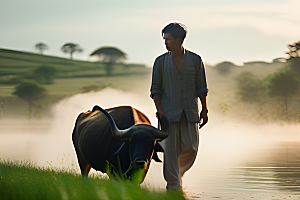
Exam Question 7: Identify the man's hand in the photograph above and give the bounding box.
[157,109,167,119]
[199,110,208,129]
[153,94,167,119]
[156,109,167,130]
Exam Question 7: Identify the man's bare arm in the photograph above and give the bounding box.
[198,93,208,129]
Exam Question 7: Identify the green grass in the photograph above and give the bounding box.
[0,159,184,200]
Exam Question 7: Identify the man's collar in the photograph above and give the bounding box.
[169,48,186,56]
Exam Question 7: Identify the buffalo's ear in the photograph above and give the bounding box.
[92,105,101,112]
[152,152,162,162]
[154,142,164,152]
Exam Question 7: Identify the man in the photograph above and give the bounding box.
[150,22,208,191]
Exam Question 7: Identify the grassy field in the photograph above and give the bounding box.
[0,159,184,200]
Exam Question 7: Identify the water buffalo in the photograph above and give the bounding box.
[72,105,169,183]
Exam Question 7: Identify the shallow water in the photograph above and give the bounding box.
[185,167,300,199]
[184,141,300,199]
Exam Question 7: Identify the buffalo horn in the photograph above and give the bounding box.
[97,105,169,140]
[97,106,133,140]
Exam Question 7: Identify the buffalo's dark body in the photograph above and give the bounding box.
[72,106,158,176]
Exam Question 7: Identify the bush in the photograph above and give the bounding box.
[236,72,265,102]
[264,68,299,120]
[12,80,47,119]
[265,68,299,98]
[13,80,46,102]
[32,65,58,84]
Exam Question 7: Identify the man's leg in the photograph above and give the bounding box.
[161,121,181,190]
[178,112,199,184]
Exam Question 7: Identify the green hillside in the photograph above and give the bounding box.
[0,48,152,119]
[0,48,151,96]
[0,48,148,82]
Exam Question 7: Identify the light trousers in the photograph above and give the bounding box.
[160,112,199,190]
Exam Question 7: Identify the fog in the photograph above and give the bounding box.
[1,87,299,191]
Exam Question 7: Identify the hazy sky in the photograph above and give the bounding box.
[1,0,299,66]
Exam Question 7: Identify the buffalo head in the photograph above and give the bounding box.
[97,105,169,183]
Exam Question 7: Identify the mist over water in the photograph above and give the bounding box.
[1,87,299,197]
[0,88,155,167]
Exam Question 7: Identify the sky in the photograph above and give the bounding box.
[1,0,299,66]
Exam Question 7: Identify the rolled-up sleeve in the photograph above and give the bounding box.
[150,57,163,99]
[196,58,208,96]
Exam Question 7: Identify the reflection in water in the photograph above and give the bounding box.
[239,167,300,192]
[184,142,300,200]
[243,142,300,168]
[185,167,300,200]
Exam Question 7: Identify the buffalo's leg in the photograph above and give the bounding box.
[85,164,91,175]
[73,146,91,176]
[77,154,91,176]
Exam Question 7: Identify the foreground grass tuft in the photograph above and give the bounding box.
[0,159,184,200]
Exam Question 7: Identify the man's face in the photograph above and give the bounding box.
[163,33,181,52]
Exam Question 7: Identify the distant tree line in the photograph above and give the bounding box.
[35,42,127,76]
[235,40,300,123]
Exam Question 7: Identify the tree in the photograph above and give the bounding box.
[61,43,83,60]
[90,46,127,75]
[286,40,300,74]
[13,80,47,119]
[35,42,48,55]
[236,72,265,102]
[286,40,300,58]
[32,65,58,84]
[265,68,299,119]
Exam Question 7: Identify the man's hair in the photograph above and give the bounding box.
[162,22,187,43]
